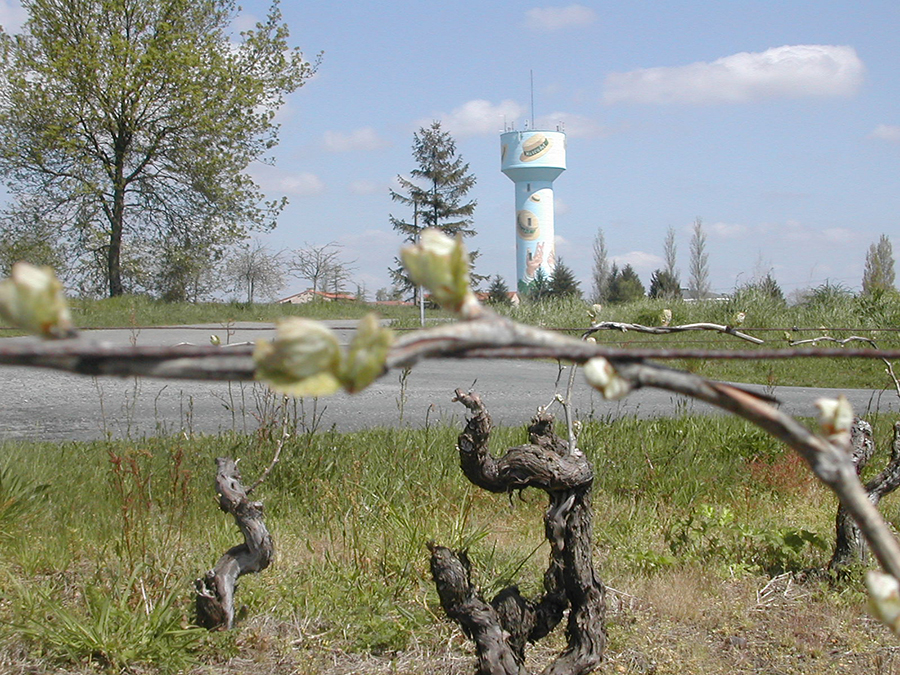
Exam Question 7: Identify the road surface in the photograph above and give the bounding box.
[0,323,897,442]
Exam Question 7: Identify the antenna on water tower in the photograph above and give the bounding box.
[530,69,535,128]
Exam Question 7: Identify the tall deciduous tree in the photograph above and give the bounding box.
[591,228,610,303]
[0,0,316,297]
[650,226,682,300]
[225,241,284,304]
[862,234,896,296]
[389,121,477,299]
[289,242,355,296]
[663,226,679,283]
[688,218,711,300]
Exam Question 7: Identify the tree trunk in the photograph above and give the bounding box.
[429,391,605,674]
[107,132,129,298]
[195,457,274,630]
[829,420,900,570]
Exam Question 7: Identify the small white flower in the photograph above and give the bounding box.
[583,357,631,400]
[0,262,75,339]
[733,311,746,326]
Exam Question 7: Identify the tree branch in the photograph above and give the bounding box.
[584,320,764,345]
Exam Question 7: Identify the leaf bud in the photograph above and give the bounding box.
[815,395,853,445]
[400,228,477,315]
[0,262,76,339]
[583,357,632,400]
[867,570,900,634]
[340,313,393,393]
[660,308,672,327]
[253,318,342,396]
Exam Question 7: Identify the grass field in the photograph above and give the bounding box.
[2,410,900,674]
[3,289,900,672]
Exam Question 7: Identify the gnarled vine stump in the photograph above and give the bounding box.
[829,420,900,570]
[195,457,274,630]
[429,390,605,675]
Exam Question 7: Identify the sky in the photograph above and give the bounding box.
[1,0,899,299]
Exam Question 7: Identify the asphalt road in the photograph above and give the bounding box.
[0,322,897,442]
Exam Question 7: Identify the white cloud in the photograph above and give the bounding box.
[348,180,382,196]
[756,220,854,246]
[822,227,854,243]
[708,221,747,238]
[279,172,326,196]
[0,0,26,33]
[525,4,596,31]
[535,112,608,138]
[604,45,864,105]
[869,124,900,142]
[427,99,525,138]
[323,127,389,153]
[612,251,663,273]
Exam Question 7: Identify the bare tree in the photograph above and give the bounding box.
[688,217,710,300]
[321,258,356,295]
[225,241,284,304]
[289,242,355,295]
[590,228,610,303]
[862,234,896,296]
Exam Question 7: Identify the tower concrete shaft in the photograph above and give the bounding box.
[500,130,566,296]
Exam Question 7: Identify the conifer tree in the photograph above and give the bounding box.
[486,275,512,305]
[548,258,582,298]
[608,264,645,304]
[389,121,478,299]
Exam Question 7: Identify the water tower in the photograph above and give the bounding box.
[500,128,566,296]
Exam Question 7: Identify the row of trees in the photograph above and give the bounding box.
[590,220,896,306]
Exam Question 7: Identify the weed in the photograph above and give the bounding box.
[11,569,204,673]
[0,463,48,541]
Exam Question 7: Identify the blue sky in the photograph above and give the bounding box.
[2,1,899,299]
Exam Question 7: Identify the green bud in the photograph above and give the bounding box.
[0,262,75,339]
[340,313,393,393]
[254,318,342,397]
[400,228,476,314]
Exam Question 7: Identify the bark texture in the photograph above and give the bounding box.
[429,391,605,675]
[829,420,900,570]
[195,457,274,630]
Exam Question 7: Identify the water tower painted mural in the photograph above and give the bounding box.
[500,128,566,296]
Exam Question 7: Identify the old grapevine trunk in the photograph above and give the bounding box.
[429,391,605,675]
[195,457,274,630]
[830,420,900,570]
